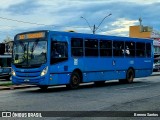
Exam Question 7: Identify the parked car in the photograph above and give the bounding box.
[153,59,160,72]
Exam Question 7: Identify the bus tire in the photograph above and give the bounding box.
[66,72,80,89]
[119,68,134,83]
[39,85,48,90]
[126,68,134,83]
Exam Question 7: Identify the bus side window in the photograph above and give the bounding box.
[113,41,124,57]
[100,40,112,56]
[146,43,151,57]
[125,42,135,57]
[71,38,83,56]
[136,42,145,57]
[0,59,2,67]
[85,39,98,56]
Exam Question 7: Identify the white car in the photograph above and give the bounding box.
[153,60,160,72]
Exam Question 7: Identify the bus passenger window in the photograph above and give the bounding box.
[146,43,151,57]
[125,42,135,57]
[100,40,112,56]
[71,38,83,56]
[113,41,124,57]
[136,42,145,57]
[85,39,98,56]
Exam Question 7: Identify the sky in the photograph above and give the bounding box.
[0,0,160,42]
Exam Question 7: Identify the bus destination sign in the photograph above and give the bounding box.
[17,32,45,40]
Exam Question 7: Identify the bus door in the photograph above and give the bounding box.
[112,41,125,79]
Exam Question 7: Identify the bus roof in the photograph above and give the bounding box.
[15,30,153,42]
[51,31,152,41]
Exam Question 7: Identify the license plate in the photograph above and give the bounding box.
[24,79,30,82]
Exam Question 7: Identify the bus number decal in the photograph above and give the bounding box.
[129,60,134,64]
[74,59,78,65]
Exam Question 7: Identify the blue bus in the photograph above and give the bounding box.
[0,54,12,80]
[11,30,153,90]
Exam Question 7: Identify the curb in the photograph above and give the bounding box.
[151,74,160,76]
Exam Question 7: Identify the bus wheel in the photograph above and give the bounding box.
[126,69,134,83]
[67,72,80,89]
[39,85,48,90]
[119,69,134,83]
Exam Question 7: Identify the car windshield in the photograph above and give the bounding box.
[13,39,47,67]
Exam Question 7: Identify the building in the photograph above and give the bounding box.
[5,41,13,54]
[0,41,13,55]
[129,25,152,38]
[129,25,160,59]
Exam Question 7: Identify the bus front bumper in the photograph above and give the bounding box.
[12,76,48,85]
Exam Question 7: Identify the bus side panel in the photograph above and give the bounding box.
[82,58,116,82]
[48,58,84,85]
[113,58,129,80]
[48,57,153,85]
[134,58,153,78]
[49,73,70,85]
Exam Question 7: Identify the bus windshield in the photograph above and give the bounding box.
[13,39,47,67]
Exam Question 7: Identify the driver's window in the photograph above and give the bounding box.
[50,41,68,64]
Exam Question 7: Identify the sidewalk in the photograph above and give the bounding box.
[151,72,160,76]
[0,84,36,90]
[0,72,160,90]
[0,80,36,90]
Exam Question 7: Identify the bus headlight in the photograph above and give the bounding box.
[11,69,16,76]
[41,66,48,76]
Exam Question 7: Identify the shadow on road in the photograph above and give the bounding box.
[19,79,147,93]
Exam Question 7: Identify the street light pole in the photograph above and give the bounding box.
[93,25,96,34]
[80,16,93,33]
[95,13,112,32]
[81,13,112,34]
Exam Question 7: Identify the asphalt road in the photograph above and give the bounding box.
[0,76,160,120]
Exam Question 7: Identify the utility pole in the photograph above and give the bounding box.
[81,13,112,34]
[139,17,143,32]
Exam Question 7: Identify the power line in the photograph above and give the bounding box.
[0,16,54,26]
[0,16,92,29]
[0,16,98,34]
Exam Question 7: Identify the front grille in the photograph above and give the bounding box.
[15,68,41,78]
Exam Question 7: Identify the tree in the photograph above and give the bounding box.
[3,36,13,43]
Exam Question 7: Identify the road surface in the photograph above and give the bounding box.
[0,76,160,120]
